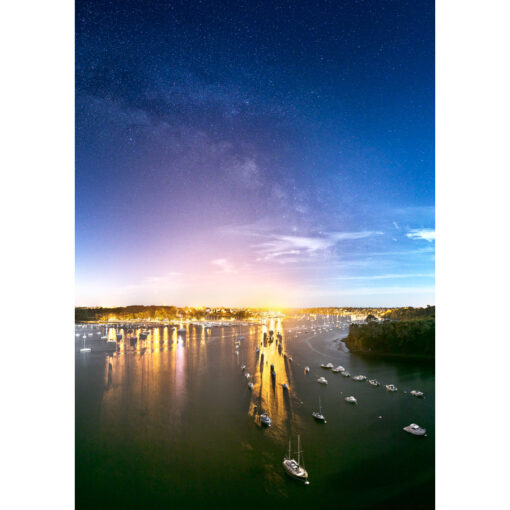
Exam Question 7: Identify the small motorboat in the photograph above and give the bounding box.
[403,423,427,436]
[410,390,425,398]
[282,383,289,390]
[316,377,328,385]
[341,371,351,377]
[245,372,251,380]
[386,384,398,392]
[345,396,357,404]
[304,366,310,374]
[352,375,367,381]
[332,365,345,373]
[241,364,246,371]
[248,382,254,390]
[320,363,334,369]
[368,379,380,386]
[101,336,108,340]
[283,436,309,485]
[260,413,272,427]
[80,347,91,353]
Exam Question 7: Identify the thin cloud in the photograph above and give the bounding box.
[406,228,435,242]
[254,231,382,262]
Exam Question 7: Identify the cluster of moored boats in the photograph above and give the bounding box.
[310,361,427,435]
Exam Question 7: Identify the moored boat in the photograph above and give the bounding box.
[283,436,309,485]
[403,423,427,436]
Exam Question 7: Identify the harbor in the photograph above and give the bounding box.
[76,315,434,509]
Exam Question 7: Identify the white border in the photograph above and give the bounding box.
[2,1,510,508]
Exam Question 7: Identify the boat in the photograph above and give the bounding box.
[283,436,309,485]
[245,372,251,380]
[403,423,427,436]
[332,365,345,373]
[341,371,350,377]
[352,375,366,381]
[304,366,310,374]
[368,379,380,386]
[107,338,117,344]
[316,377,328,385]
[260,413,272,427]
[282,383,289,390]
[80,337,91,353]
[256,346,260,354]
[410,390,425,398]
[312,398,327,423]
[101,335,108,340]
[248,382,254,390]
[241,364,246,371]
[75,333,80,337]
[345,396,357,404]
[386,384,398,392]
[320,363,334,369]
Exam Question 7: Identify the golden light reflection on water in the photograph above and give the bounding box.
[248,319,296,436]
[97,320,300,438]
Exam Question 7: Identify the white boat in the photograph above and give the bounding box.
[248,382,254,390]
[101,336,108,340]
[317,377,328,385]
[304,366,310,373]
[341,371,351,377]
[282,383,289,390]
[403,423,427,436]
[107,338,117,344]
[80,337,91,353]
[345,396,357,404]
[320,363,334,369]
[241,364,246,371]
[75,333,80,337]
[332,365,345,373]
[410,390,425,398]
[312,398,326,423]
[283,436,309,484]
[352,375,366,381]
[386,384,398,392]
[368,379,380,386]
[245,373,251,380]
[260,413,272,427]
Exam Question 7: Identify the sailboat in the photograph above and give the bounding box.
[80,336,91,353]
[283,435,309,484]
[312,397,327,423]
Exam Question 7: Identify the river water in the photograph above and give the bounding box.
[76,317,434,509]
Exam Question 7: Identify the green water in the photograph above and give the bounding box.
[76,318,434,509]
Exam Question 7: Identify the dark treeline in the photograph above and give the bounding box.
[344,306,435,358]
[75,306,254,322]
[381,305,435,321]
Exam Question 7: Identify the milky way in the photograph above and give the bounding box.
[76,0,435,307]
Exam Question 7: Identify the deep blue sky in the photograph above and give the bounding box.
[76,0,434,307]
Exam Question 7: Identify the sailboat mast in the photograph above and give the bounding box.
[288,440,291,459]
[297,435,301,465]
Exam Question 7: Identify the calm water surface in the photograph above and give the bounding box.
[76,318,434,509]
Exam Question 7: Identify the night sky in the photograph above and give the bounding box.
[76,0,434,307]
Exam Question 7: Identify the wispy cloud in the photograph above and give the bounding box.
[333,273,435,281]
[406,228,435,242]
[211,258,236,273]
[254,231,382,263]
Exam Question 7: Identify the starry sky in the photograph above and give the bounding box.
[76,0,434,308]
